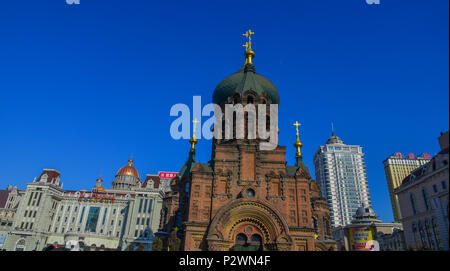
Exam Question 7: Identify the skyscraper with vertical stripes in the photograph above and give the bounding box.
[314,132,371,227]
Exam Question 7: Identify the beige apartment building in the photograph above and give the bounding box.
[383,153,431,222]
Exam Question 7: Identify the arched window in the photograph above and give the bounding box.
[247,96,254,104]
[233,95,240,105]
[425,220,435,250]
[312,217,318,231]
[235,234,247,245]
[250,234,263,250]
[412,224,419,248]
[418,222,426,248]
[431,218,442,250]
[323,217,331,237]
[422,189,429,211]
[410,194,417,215]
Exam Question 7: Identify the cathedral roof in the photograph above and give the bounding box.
[212,63,280,105]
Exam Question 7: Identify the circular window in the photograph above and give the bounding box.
[246,189,255,198]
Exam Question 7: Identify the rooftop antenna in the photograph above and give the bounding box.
[331,122,335,136]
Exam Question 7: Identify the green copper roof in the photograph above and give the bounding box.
[286,157,312,180]
[212,64,280,105]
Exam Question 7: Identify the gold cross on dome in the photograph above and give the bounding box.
[192,118,200,137]
[242,29,255,41]
[293,121,301,135]
[242,42,249,50]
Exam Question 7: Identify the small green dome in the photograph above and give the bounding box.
[212,64,280,105]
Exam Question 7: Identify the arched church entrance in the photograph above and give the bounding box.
[206,199,293,251]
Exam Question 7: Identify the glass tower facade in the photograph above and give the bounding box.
[313,132,371,227]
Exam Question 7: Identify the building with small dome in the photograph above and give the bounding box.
[332,206,404,251]
[112,158,142,190]
[0,158,177,251]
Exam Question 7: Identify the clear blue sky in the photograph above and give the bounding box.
[0,0,448,223]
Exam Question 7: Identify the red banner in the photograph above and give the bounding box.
[158,172,178,179]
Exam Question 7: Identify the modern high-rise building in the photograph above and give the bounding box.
[314,132,371,228]
[383,153,431,222]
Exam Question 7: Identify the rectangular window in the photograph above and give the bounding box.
[80,206,85,223]
[148,199,153,213]
[102,208,108,225]
[111,220,114,226]
[84,207,101,233]
[138,199,143,213]
[24,210,28,217]
[136,218,140,225]
[143,199,148,213]
[442,181,447,189]
[36,193,42,206]
[27,193,33,206]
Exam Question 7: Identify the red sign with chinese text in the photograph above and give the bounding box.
[158,172,178,179]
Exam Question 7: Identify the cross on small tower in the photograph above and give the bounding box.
[242,29,255,42]
[293,121,301,135]
[293,121,303,158]
[189,118,200,153]
[242,30,255,65]
[192,118,200,138]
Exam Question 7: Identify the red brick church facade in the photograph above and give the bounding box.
[158,33,336,251]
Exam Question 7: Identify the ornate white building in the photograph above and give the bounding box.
[1,158,177,251]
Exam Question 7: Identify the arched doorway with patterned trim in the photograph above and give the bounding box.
[206,199,293,251]
[15,238,26,251]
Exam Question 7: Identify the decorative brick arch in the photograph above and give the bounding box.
[206,198,292,251]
